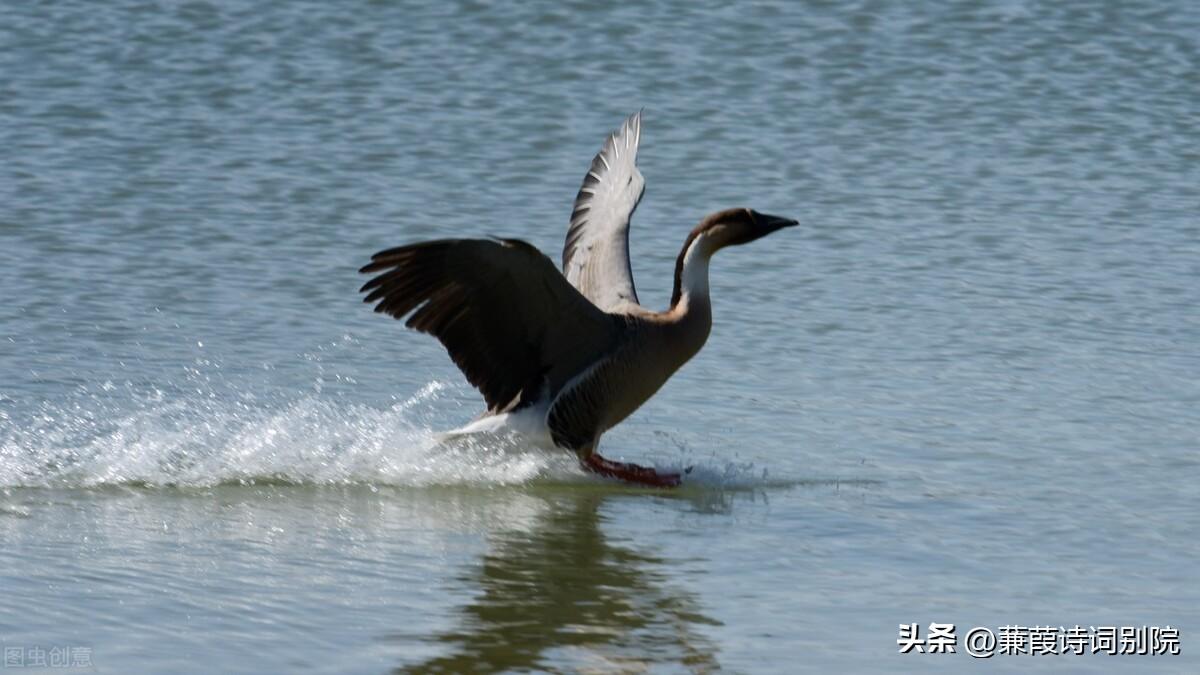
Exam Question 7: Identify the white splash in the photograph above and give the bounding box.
[0,378,778,491]
[0,381,585,489]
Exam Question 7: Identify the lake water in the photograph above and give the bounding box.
[2,0,1198,672]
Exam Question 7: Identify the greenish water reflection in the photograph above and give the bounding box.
[399,490,722,673]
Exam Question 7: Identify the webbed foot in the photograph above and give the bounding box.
[582,454,684,488]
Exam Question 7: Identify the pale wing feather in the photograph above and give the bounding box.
[562,111,646,311]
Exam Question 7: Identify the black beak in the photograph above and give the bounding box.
[757,212,799,232]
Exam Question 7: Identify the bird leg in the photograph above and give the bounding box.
[582,453,683,488]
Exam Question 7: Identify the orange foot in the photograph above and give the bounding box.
[582,454,686,488]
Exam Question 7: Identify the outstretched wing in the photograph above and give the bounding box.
[360,238,623,413]
[562,111,646,311]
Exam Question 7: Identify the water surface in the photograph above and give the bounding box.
[2,0,1198,671]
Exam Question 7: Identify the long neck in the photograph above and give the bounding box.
[668,234,714,354]
[671,232,713,309]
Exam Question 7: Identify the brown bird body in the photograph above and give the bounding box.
[360,113,796,486]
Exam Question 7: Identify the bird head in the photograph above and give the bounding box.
[699,208,798,250]
[670,208,798,307]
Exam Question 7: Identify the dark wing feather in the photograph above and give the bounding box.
[360,238,623,413]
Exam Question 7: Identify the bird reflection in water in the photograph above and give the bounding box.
[396,491,722,673]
